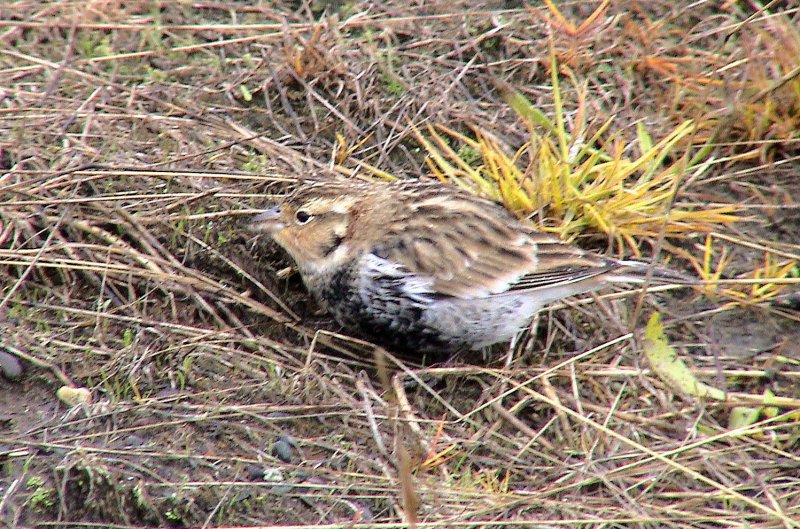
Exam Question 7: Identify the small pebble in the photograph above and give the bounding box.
[56,386,92,406]
[271,484,293,495]
[245,464,265,481]
[0,351,22,380]
[272,435,296,463]
[123,434,146,448]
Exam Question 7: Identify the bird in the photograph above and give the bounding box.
[249,177,691,353]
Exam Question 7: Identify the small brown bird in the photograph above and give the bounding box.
[250,178,689,352]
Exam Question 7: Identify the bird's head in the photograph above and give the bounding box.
[250,183,360,275]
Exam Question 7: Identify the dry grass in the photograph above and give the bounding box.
[1,1,799,528]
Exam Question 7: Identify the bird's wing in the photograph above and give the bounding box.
[370,219,620,300]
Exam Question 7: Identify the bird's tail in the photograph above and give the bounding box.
[608,260,697,286]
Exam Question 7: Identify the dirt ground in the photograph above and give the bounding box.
[1,2,799,528]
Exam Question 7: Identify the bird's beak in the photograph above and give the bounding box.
[250,206,285,234]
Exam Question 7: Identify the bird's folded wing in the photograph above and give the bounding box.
[371,227,619,300]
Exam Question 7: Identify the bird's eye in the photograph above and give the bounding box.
[295,210,313,224]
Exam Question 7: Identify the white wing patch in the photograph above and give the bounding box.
[360,253,436,303]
